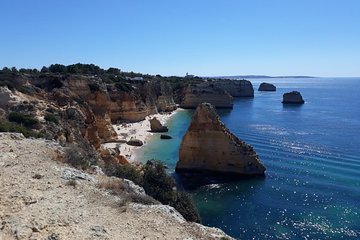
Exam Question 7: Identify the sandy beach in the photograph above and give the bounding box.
[102,109,180,162]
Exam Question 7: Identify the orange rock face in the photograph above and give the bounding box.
[176,103,266,176]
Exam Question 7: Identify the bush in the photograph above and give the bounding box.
[0,120,42,138]
[142,160,175,204]
[44,113,59,124]
[172,191,200,223]
[104,163,143,186]
[64,145,92,170]
[8,112,38,128]
[88,83,100,92]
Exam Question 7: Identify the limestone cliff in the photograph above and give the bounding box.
[213,79,254,97]
[109,80,176,122]
[180,84,233,109]
[176,103,266,176]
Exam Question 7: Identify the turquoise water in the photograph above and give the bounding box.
[136,78,360,239]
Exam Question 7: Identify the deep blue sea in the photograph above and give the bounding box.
[136,78,360,240]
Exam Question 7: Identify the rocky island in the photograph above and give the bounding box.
[282,91,305,104]
[176,103,266,177]
[258,82,276,91]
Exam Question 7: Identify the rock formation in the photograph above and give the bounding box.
[160,134,172,140]
[213,79,254,97]
[126,138,143,146]
[0,86,21,109]
[176,103,266,176]
[258,82,276,91]
[282,91,305,104]
[0,133,233,240]
[149,117,169,132]
[180,84,233,109]
[108,80,176,122]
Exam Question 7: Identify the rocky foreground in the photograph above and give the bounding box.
[0,133,232,240]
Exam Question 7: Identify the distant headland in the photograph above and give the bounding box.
[212,75,316,79]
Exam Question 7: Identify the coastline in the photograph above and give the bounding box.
[102,109,181,163]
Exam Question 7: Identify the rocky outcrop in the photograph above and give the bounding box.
[149,117,169,132]
[109,80,176,122]
[0,86,23,109]
[176,103,266,176]
[126,138,143,146]
[160,134,172,140]
[180,84,233,109]
[258,82,276,91]
[213,79,254,97]
[282,91,305,104]
[0,133,233,240]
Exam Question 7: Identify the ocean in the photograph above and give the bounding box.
[136,77,360,239]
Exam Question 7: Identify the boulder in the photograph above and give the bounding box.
[0,86,21,109]
[126,139,143,146]
[176,103,266,177]
[160,134,172,140]
[149,117,168,132]
[258,82,276,91]
[282,91,304,104]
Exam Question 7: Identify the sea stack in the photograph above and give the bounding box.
[282,91,305,104]
[258,82,276,91]
[176,103,266,176]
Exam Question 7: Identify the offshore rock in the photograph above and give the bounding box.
[282,91,305,104]
[176,103,265,177]
[160,134,172,140]
[258,82,276,91]
[180,84,233,109]
[149,117,168,132]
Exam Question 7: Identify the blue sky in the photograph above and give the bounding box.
[1,0,359,77]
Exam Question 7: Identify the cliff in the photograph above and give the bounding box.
[176,103,266,176]
[180,84,233,109]
[213,79,254,97]
[109,80,176,122]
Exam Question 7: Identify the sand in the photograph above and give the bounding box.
[102,110,180,162]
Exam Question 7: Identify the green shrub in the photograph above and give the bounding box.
[115,82,133,92]
[104,163,143,186]
[88,83,100,92]
[8,112,38,128]
[64,145,92,170]
[0,120,42,138]
[142,160,175,204]
[172,191,201,223]
[44,113,59,124]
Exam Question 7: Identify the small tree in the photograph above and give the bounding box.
[142,160,175,204]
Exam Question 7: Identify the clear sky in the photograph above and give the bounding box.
[1,0,359,77]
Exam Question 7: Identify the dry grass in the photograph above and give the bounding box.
[97,178,157,206]
[97,178,125,195]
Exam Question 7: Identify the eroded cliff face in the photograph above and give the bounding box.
[109,80,176,122]
[213,79,254,97]
[180,84,233,109]
[176,103,266,176]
